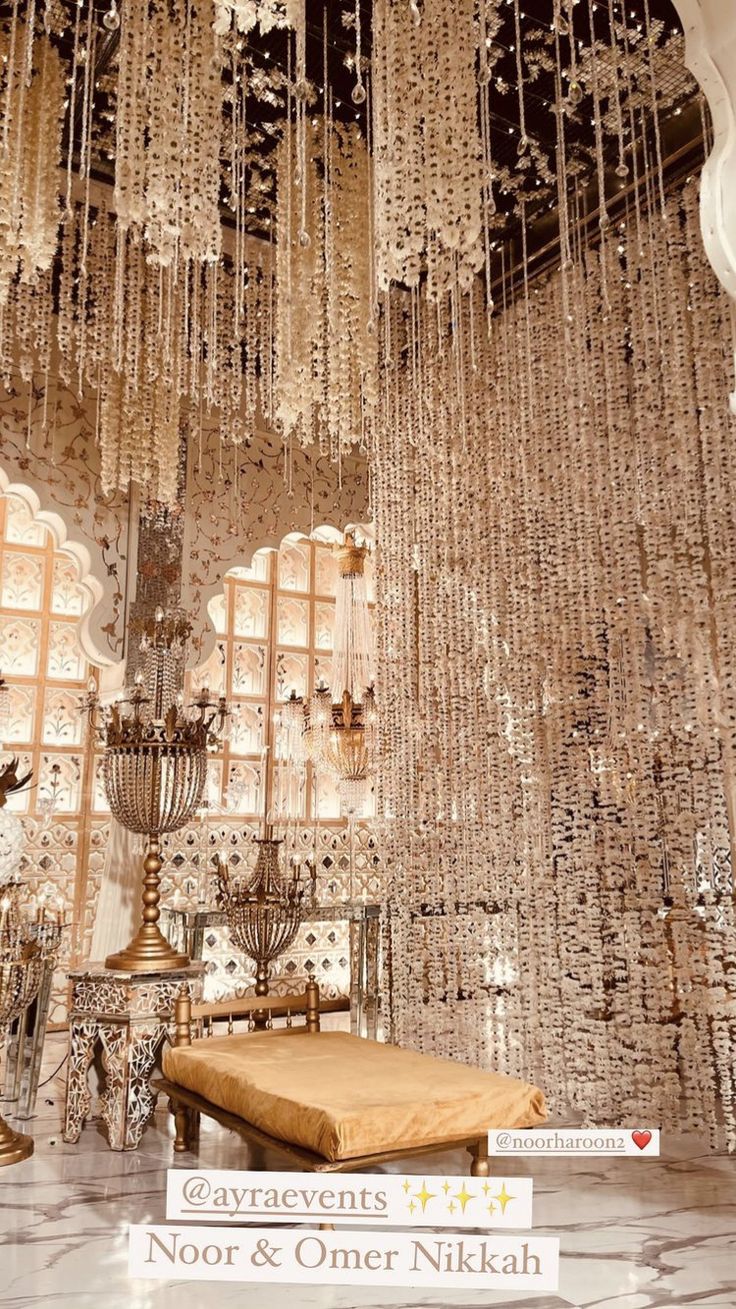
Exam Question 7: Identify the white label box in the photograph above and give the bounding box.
[489,1127,660,1156]
[130,1225,560,1291]
[166,1169,533,1229]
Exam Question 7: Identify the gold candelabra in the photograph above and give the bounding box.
[0,881,63,1166]
[215,835,311,998]
[83,607,229,973]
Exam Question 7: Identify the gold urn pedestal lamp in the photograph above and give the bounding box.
[84,610,228,974]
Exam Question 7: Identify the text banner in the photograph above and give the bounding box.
[130,1226,559,1290]
[166,1169,533,1228]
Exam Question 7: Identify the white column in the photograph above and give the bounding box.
[673,1,736,407]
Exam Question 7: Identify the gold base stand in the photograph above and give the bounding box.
[0,1113,33,1167]
[105,838,190,974]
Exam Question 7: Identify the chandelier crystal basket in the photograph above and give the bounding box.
[214,834,311,1005]
[83,607,229,974]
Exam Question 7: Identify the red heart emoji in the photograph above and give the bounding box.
[632,1130,652,1150]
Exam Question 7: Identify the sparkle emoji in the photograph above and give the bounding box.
[492,1183,514,1213]
[414,1181,436,1213]
[453,1184,475,1213]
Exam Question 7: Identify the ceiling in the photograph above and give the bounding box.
[3,0,703,280]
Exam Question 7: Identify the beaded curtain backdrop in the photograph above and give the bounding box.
[373,177,736,1149]
[1,0,732,1147]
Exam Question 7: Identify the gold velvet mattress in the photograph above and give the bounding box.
[162,1029,547,1162]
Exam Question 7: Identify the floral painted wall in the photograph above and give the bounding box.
[0,368,370,1021]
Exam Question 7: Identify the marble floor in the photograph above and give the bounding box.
[1,1037,735,1309]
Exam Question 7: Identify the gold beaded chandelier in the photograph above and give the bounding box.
[214,837,308,1002]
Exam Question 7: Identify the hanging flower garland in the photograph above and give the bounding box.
[3,197,275,505]
[213,1,289,36]
[275,118,377,457]
[0,27,65,305]
[372,0,486,300]
[373,179,736,1149]
[114,0,223,268]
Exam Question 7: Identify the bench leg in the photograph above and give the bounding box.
[173,1101,190,1153]
[319,1223,335,1231]
[470,1138,490,1177]
[188,1108,201,1148]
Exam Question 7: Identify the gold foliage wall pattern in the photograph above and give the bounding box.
[374,180,736,1148]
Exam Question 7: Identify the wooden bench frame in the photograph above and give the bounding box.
[153,977,491,1178]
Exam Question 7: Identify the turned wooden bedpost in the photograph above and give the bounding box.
[306,974,320,1032]
[175,983,192,1047]
[470,1137,490,1177]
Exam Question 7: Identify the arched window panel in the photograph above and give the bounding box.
[188,533,372,827]
[234,587,269,639]
[51,557,86,616]
[231,642,266,696]
[0,613,41,675]
[42,690,84,747]
[1,550,45,610]
[278,539,310,592]
[314,603,335,650]
[276,651,308,701]
[0,494,95,811]
[3,493,46,546]
[277,596,309,647]
[0,490,108,1026]
[225,760,263,816]
[315,547,339,598]
[228,702,265,757]
[4,683,35,744]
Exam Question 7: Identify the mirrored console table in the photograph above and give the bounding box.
[2,958,55,1120]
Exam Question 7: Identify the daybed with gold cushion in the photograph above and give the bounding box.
[156,978,547,1176]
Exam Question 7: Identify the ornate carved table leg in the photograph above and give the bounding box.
[99,1020,164,1151]
[97,1023,129,1150]
[19,960,55,1118]
[125,1020,166,1149]
[349,906,380,1040]
[62,1020,98,1144]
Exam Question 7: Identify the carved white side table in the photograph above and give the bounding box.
[63,963,204,1151]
